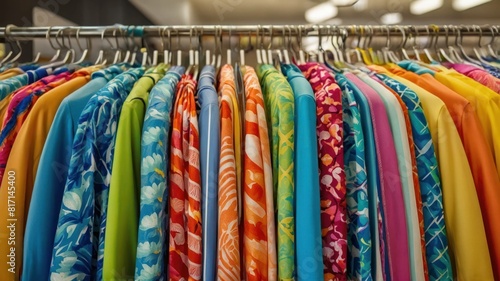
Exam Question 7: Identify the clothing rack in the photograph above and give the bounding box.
[0,24,498,40]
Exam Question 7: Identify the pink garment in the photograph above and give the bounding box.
[345,72,411,281]
[444,63,500,94]
[299,62,347,280]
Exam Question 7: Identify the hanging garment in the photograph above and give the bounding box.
[0,66,98,281]
[257,64,295,280]
[400,62,500,177]
[0,70,74,183]
[371,71,453,281]
[49,68,145,281]
[336,73,383,281]
[373,77,428,280]
[388,63,500,281]
[281,63,323,281]
[22,65,125,281]
[299,62,347,281]
[242,65,277,281]
[103,65,167,280]
[217,64,241,281]
[333,72,373,281]
[444,63,500,94]
[383,70,495,281]
[134,66,184,281]
[355,71,426,281]
[233,65,244,223]
[197,65,220,281]
[346,72,411,281]
[168,74,202,281]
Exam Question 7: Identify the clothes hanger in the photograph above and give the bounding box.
[0,25,23,67]
[486,26,499,60]
[399,26,413,61]
[227,27,233,66]
[447,25,464,63]
[41,28,74,69]
[119,27,132,65]
[435,25,457,63]
[256,25,263,65]
[297,25,306,65]
[94,27,110,66]
[111,29,123,65]
[186,26,199,80]
[72,27,91,65]
[240,30,252,67]
[421,25,438,64]
[472,25,496,66]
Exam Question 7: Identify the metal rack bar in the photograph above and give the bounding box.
[0,25,498,40]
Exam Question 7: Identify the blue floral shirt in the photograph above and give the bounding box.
[135,66,184,281]
[49,67,144,281]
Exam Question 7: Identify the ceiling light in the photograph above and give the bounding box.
[380,12,402,25]
[453,0,492,11]
[410,0,443,15]
[305,2,338,23]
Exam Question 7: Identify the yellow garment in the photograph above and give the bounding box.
[0,70,92,281]
[0,93,13,123]
[433,68,500,176]
[383,73,494,281]
[0,68,23,80]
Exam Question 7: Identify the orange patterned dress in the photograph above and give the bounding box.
[169,74,202,281]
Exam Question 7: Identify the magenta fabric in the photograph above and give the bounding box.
[444,63,500,94]
[345,72,411,281]
[299,62,347,280]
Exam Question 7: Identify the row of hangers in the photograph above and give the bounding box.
[1,24,499,78]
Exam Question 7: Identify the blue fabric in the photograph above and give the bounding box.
[340,75,373,281]
[336,73,385,280]
[19,63,39,72]
[134,66,184,281]
[49,67,144,281]
[0,67,50,101]
[398,61,436,76]
[197,65,220,281]
[374,73,453,281]
[281,63,323,280]
[22,65,125,281]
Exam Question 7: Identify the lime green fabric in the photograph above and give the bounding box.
[103,65,166,280]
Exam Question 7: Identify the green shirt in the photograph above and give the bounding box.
[103,65,167,280]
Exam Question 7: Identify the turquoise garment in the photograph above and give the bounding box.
[336,73,385,281]
[340,74,373,281]
[49,68,144,281]
[398,61,436,75]
[22,65,125,281]
[197,65,220,281]
[356,72,425,281]
[135,66,184,281]
[374,73,453,281]
[281,63,323,280]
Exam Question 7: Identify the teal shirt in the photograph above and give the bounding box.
[281,63,323,280]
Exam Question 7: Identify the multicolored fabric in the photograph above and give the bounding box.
[243,65,277,281]
[299,63,347,280]
[0,71,74,183]
[0,67,50,100]
[135,67,183,280]
[337,73,383,280]
[335,73,373,281]
[373,76,429,280]
[169,74,202,280]
[374,73,453,281]
[257,64,295,280]
[49,68,144,280]
[217,65,241,280]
